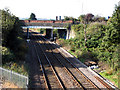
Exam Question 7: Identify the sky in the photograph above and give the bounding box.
[0,0,120,19]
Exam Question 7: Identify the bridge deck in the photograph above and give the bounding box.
[20,20,73,27]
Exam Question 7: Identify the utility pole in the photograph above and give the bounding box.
[82,2,83,14]
[81,1,87,48]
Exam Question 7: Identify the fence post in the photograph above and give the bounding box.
[26,77,28,90]
[10,70,12,82]
[0,67,2,80]
[18,75,20,87]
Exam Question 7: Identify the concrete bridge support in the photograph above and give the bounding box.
[66,29,70,39]
[66,29,75,39]
[51,29,53,39]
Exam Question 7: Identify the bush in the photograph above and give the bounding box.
[2,47,15,63]
[38,28,46,34]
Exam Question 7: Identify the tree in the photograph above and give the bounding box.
[93,15,106,22]
[2,8,27,62]
[101,5,120,70]
[29,13,37,20]
[85,13,94,23]
[64,16,77,21]
[106,5,120,44]
[78,14,85,23]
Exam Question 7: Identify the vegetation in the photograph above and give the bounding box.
[100,70,119,86]
[64,16,77,21]
[29,13,37,20]
[58,5,120,87]
[1,9,28,75]
[78,14,106,24]
[78,14,85,23]
[84,13,94,23]
[53,29,59,38]
[37,28,46,34]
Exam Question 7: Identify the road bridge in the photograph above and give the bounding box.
[20,20,73,39]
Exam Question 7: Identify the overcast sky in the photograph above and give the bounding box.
[0,0,119,19]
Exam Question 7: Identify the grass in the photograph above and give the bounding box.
[68,50,86,63]
[68,50,78,58]
[2,61,28,76]
[99,70,119,87]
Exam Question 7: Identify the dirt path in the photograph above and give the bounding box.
[2,81,19,88]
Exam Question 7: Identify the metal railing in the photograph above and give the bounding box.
[0,67,28,88]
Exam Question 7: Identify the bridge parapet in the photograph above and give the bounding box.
[20,20,73,27]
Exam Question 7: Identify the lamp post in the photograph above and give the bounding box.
[26,20,30,43]
[27,20,30,39]
[27,28,29,39]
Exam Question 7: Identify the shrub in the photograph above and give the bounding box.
[2,47,15,63]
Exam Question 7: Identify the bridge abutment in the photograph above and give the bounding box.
[66,29,70,39]
[51,29,53,39]
[45,29,53,39]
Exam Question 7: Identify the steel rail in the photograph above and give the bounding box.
[32,34,65,89]
[48,40,100,89]
[57,49,100,89]
[41,36,100,89]
[94,76,114,90]
[29,37,49,89]
[39,37,85,89]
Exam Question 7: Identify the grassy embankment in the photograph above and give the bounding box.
[56,19,120,87]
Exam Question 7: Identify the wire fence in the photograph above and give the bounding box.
[0,67,28,88]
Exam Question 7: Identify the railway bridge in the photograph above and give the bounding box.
[20,20,116,89]
[20,20,74,39]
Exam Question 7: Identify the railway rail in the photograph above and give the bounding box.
[33,34,83,89]
[31,32,100,89]
[38,39,84,89]
[94,76,114,90]
[30,36,64,89]
[28,30,115,89]
[30,41,49,89]
[38,35,100,89]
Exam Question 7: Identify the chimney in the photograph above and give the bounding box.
[56,16,58,21]
[59,16,61,20]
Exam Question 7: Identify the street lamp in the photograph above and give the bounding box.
[26,20,30,43]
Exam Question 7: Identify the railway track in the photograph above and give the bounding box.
[39,35,100,89]
[28,40,47,88]
[30,32,100,89]
[28,31,115,89]
[33,34,83,89]
[29,40,49,89]
[30,36,64,89]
